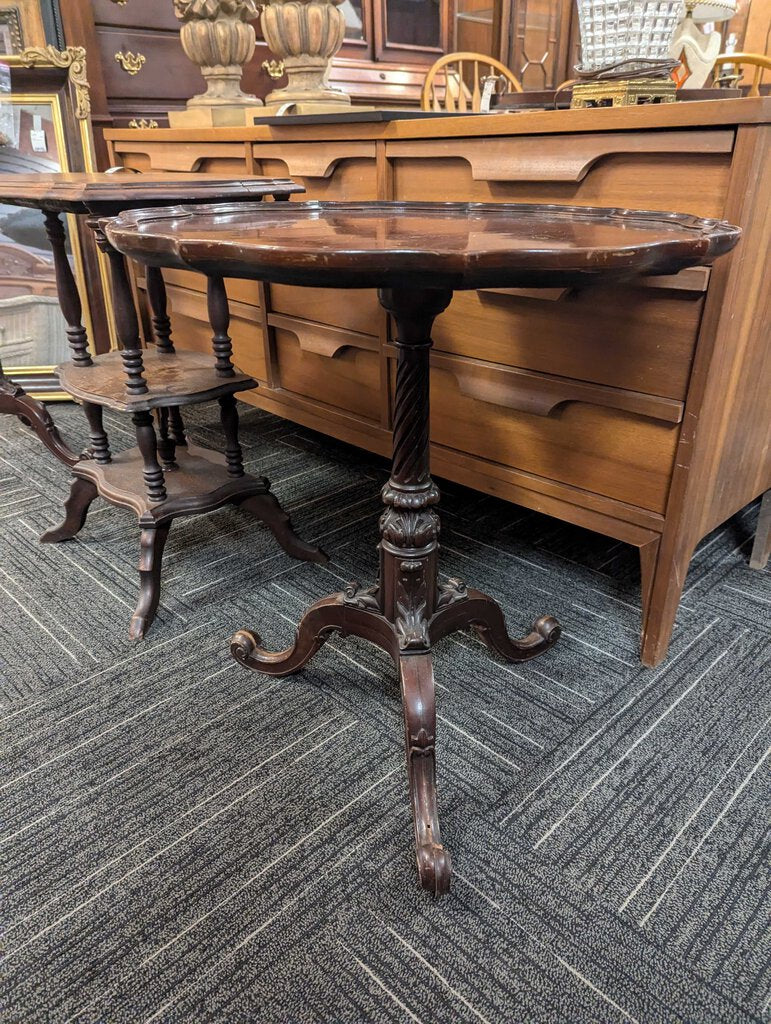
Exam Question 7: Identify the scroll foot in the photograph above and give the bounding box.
[130,523,170,640]
[40,477,98,543]
[473,602,561,662]
[239,490,327,565]
[399,653,452,897]
[231,596,344,676]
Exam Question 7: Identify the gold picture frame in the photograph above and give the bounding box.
[0,47,112,399]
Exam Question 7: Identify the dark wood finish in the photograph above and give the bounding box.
[58,349,256,411]
[105,201,738,288]
[104,100,770,666]
[0,171,326,639]
[42,210,93,367]
[0,172,303,212]
[750,491,771,570]
[109,199,739,895]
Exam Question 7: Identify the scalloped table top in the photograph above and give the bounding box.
[104,200,741,289]
[0,173,303,213]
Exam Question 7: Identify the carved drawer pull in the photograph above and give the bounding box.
[388,130,733,183]
[252,143,376,179]
[432,353,684,424]
[115,50,146,75]
[270,314,378,357]
[128,118,158,129]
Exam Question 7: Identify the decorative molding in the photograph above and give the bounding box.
[19,44,91,119]
[114,50,146,75]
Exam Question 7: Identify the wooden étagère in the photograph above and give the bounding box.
[0,172,322,639]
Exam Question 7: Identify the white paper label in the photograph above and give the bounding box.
[30,114,46,152]
[480,77,497,114]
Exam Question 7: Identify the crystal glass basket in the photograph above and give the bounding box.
[576,0,684,74]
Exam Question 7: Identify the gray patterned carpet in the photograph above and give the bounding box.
[1,402,769,1024]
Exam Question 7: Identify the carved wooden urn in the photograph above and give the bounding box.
[173,0,259,109]
[261,0,350,109]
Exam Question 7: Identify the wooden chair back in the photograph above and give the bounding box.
[712,53,771,97]
[421,52,522,113]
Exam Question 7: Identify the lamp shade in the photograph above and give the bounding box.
[690,0,736,23]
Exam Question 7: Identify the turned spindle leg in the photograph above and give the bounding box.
[169,407,187,447]
[82,402,112,464]
[43,211,92,367]
[132,410,167,503]
[218,394,244,477]
[156,409,178,470]
[94,226,148,395]
[207,275,235,377]
[146,265,175,354]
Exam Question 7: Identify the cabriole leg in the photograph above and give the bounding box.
[131,522,170,640]
[40,477,98,543]
[400,653,451,896]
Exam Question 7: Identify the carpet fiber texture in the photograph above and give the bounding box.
[1,402,769,1023]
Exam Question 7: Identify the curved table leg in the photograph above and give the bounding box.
[40,477,98,543]
[431,588,560,663]
[130,523,170,640]
[238,491,327,565]
[400,652,452,897]
[1,371,81,469]
[232,595,398,677]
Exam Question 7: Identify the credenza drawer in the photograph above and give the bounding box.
[434,276,707,401]
[270,284,380,335]
[252,143,377,200]
[390,129,734,219]
[427,354,682,513]
[158,283,267,384]
[271,314,381,422]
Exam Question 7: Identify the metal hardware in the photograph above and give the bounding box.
[114,50,146,75]
[128,118,159,129]
[262,59,285,79]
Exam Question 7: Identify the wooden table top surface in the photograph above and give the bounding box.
[105,200,741,290]
[0,173,303,213]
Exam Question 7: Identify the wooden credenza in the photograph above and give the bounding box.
[104,99,771,666]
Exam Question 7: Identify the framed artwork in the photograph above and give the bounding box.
[0,47,111,398]
[0,9,23,54]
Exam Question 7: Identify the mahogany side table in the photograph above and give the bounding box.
[0,173,325,639]
[105,200,740,894]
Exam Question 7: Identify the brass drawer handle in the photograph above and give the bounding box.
[115,50,146,75]
[262,59,285,80]
[109,0,128,5]
[128,118,158,129]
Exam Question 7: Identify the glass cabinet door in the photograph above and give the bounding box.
[377,0,448,60]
